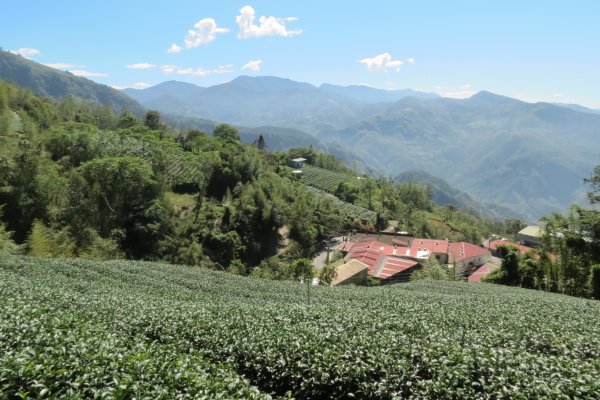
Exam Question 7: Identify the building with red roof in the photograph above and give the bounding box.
[408,238,449,263]
[468,262,500,282]
[488,239,533,256]
[448,242,490,274]
[343,240,420,283]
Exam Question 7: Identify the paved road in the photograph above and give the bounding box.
[313,236,343,270]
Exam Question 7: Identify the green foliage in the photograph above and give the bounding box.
[213,123,240,142]
[4,255,600,398]
[591,265,600,300]
[319,262,338,285]
[410,258,449,281]
[144,110,162,130]
[26,220,74,258]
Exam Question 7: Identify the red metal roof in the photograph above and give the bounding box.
[377,257,419,280]
[448,242,490,262]
[488,239,533,254]
[409,238,449,257]
[468,262,500,282]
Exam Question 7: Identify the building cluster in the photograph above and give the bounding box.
[329,226,544,286]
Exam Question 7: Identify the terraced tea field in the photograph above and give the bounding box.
[1,254,599,399]
[301,165,353,193]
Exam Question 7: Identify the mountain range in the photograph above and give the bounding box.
[125,77,600,222]
[1,51,598,222]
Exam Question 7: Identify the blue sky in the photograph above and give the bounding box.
[2,0,600,107]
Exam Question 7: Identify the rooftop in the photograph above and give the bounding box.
[518,226,543,238]
[468,262,500,282]
[449,242,490,262]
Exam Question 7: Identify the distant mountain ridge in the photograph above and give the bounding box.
[125,76,600,221]
[0,50,145,115]
[124,76,437,135]
[2,51,597,221]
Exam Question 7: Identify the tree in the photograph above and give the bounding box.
[584,166,600,204]
[591,264,600,300]
[254,134,266,151]
[213,123,239,142]
[144,110,162,130]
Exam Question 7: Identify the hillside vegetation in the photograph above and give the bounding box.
[0,50,145,115]
[0,79,520,276]
[1,254,599,398]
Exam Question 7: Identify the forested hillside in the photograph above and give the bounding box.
[0,79,519,276]
[0,50,145,115]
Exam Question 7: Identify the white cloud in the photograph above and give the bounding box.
[236,5,302,39]
[552,93,564,98]
[112,82,152,90]
[68,70,108,77]
[161,65,177,74]
[44,63,80,69]
[162,64,234,77]
[184,18,229,48]
[436,86,477,99]
[10,47,41,58]
[241,59,262,72]
[126,62,155,69]
[359,53,403,72]
[167,43,182,54]
[408,57,415,65]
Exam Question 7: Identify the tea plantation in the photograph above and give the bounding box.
[1,254,599,399]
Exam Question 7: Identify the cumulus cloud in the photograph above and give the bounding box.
[112,82,152,90]
[126,62,155,70]
[184,18,229,48]
[68,70,108,77]
[408,57,415,65]
[167,43,182,54]
[10,48,41,58]
[162,64,234,77]
[359,53,404,72]
[161,65,177,74]
[236,5,302,39]
[242,59,262,72]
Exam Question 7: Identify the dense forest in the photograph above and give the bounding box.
[1,79,598,298]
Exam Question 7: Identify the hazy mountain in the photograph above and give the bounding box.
[124,76,389,134]
[553,102,600,115]
[327,91,600,221]
[396,170,523,220]
[319,83,438,103]
[0,50,145,115]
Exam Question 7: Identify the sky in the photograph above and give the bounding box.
[2,0,600,108]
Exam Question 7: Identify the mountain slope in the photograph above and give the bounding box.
[396,169,523,220]
[0,50,145,115]
[328,92,600,221]
[319,83,438,103]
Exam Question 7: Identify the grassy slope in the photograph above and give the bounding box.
[1,254,599,398]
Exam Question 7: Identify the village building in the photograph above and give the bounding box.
[341,240,421,283]
[448,242,491,274]
[407,238,449,263]
[488,239,533,257]
[330,259,369,286]
[288,157,306,169]
[468,262,500,282]
[517,226,543,247]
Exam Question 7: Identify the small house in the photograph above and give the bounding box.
[517,226,543,247]
[289,157,307,169]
